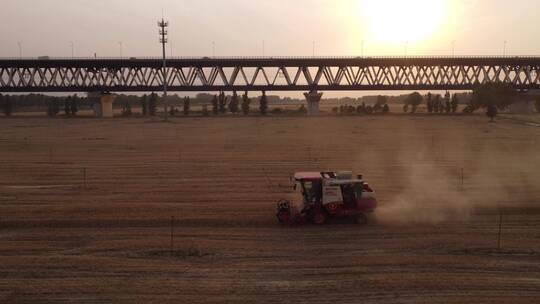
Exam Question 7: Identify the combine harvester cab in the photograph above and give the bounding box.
[277,171,377,225]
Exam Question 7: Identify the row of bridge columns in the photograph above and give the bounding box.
[87,91,322,118]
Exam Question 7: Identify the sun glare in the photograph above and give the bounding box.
[359,0,447,44]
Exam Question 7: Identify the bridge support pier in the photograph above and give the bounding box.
[304,90,323,115]
[88,92,116,118]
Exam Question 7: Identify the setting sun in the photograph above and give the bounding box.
[358,0,448,44]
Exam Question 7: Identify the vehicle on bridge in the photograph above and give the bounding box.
[276,171,377,225]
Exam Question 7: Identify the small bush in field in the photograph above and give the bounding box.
[271,108,283,115]
[144,247,210,259]
[365,105,374,114]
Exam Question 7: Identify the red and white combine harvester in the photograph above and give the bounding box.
[276,171,378,225]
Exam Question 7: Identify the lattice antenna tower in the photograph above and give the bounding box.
[158,18,169,120]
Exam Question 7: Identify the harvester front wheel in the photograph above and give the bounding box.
[277,211,291,224]
[312,211,328,225]
[276,199,292,225]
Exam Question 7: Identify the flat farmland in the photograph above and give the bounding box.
[0,115,539,303]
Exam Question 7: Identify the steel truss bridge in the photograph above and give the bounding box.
[1,57,540,93]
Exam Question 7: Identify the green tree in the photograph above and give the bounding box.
[357,102,366,114]
[229,91,239,114]
[487,104,498,122]
[0,94,4,115]
[54,98,60,115]
[365,105,373,114]
[70,95,78,116]
[382,104,390,113]
[374,95,388,112]
[451,94,459,113]
[472,82,517,120]
[426,92,433,113]
[241,91,251,115]
[218,92,227,114]
[212,95,219,115]
[64,98,72,116]
[2,95,13,116]
[405,92,423,113]
[141,94,148,116]
[259,91,268,115]
[183,97,191,116]
[472,82,517,111]
[148,93,158,116]
[47,99,59,117]
[444,91,451,114]
[122,101,133,116]
[433,95,441,113]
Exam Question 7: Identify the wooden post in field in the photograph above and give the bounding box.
[170,216,175,255]
[497,211,503,250]
[460,168,464,190]
[83,167,87,189]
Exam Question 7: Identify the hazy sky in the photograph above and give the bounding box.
[2,0,540,58]
[1,0,539,97]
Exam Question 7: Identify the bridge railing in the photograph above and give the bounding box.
[2,55,540,61]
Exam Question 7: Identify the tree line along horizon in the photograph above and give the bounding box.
[0,83,539,119]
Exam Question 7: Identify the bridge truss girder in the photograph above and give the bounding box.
[1,58,539,92]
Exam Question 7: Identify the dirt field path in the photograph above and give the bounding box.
[0,115,539,303]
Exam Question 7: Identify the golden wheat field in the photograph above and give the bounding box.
[0,114,539,303]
